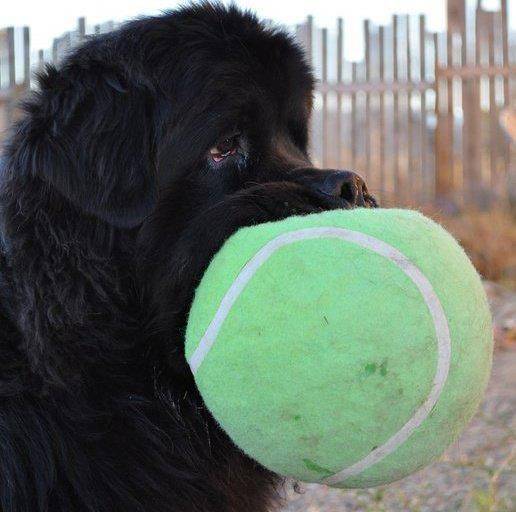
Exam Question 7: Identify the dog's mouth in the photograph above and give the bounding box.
[208,131,242,163]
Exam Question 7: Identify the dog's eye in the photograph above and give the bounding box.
[209,134,240,163]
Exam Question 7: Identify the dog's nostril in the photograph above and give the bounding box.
[340,180,358,204]
[313,170,375,207]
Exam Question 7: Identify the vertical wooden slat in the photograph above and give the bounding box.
[38,49,45,72]
[392,15,400,197]
[78,17,86,41]
[321,28,328,168]
[296,17,312,64]
[379,26,386,201]
[500,0,510,204]
[476,1,485,189]
[5,27,16,124]
[23,26,30,88]
[434,33,440,117]
[52,38,58,64]
[459,5,467,205]
[462,2,481,204]
[406,15,414,202]
[7,28,15,88]
[351,62,358,170]
[295,24,302,42]
[364,20,371,177]
[435,12,456,202]
[475,1,482,66]
[304,16,314,161]
[460,5,467,66]
[435,31,454,200]
[433,32,440,201]
[488,14,498,196]
[419,15,427,204]
[445,19,454,120]
[336,19,343,89]
[448,0,466,204]
[406,16,412,84]
[501,0,509,105]
[336,18,343,169]
[306,16,314,65]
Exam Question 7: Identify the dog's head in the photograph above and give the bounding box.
[3,4,375,385]
[9,4,373,224]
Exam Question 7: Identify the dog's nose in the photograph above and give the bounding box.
[316,170,376,207]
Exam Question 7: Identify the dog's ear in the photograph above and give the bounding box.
[23,64,159,229]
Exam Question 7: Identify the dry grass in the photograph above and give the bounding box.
[423,208,516,290]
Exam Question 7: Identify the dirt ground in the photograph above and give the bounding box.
[280,284,516,512]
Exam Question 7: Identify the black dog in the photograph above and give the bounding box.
[0,3,375,511]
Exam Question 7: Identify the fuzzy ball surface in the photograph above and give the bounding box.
[185,209,493,488]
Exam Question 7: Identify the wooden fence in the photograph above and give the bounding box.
[297,0,515,208]
[1,0,514,209]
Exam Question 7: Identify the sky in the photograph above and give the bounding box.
[0,0,513,61]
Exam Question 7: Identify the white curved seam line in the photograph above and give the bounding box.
[187,226,451,484]
[323,238,451,484]
[188,229,312,374]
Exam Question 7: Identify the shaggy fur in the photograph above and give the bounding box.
[0,3,375,511]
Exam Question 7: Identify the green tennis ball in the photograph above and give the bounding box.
[185,208,493,488]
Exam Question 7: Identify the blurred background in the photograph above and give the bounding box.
[1,1,514,510]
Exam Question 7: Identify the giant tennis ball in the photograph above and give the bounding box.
[185,208,493,488]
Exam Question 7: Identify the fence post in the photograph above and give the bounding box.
[5,28,16,123]
[435,1,464,206]
[392,15,400,198]
[306,16,313,65]
[461,3,481,204]
[7,28,15,88]
[321,28,328,168]
[52,38,58,64]
[23,27,30,88]
[38,49,45,71]
[500,0,511,208]
[363,20,371,178]
[419,15,428,204]
[336,18,343,169]
[378,26,385,201]
[487,13,499,201]
[78,17,86,41]
[351,62,358,171]
[435,35,453,202]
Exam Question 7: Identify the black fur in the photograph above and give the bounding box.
[0,3,375,511]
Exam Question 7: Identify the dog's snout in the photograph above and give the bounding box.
[316,171,376,207]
